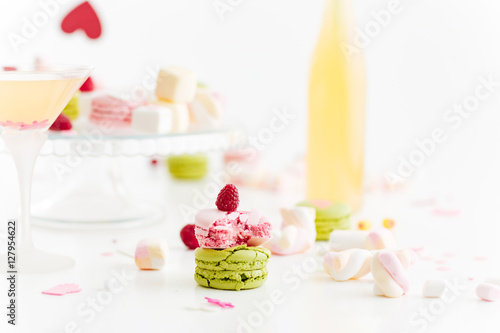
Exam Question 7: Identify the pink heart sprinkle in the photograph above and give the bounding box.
[42,284,82,296]
[412,198,437,207]
[205,297,234,309]
[432,208,461,217]
[101,252,114,257]
[435,260,447,264]
[474,256,487,261]
[410,247,425,253]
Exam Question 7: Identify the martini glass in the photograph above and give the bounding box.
[0,64,92,273]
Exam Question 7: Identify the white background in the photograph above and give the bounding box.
[1,0,499,183]
[1,1,500,332]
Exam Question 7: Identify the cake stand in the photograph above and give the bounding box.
[0,123,244,228]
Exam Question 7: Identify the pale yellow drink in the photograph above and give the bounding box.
[0,77,83,129]
[307,0,366,211]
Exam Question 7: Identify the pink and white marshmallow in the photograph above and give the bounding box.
[476,283,500,302]
[364,229,397,250]
[372,250,410,298]
[266,207,316,255]
[134,238,168,270]
[323,249,372,281]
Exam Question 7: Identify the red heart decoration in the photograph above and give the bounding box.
[61,1,102,39]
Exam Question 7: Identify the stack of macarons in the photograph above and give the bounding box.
[193,184,272,290]
[194,245,270,291]
[297,200,351,241]
[90,95,146,128]
[167,154,208,180]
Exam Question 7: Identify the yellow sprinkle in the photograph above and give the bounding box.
[383,219,396,229]
[357,220,371,230]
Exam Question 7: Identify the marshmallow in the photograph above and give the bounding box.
[323,249,371,281]
[155,66,197,103]
[190,88,223,124]
[364,229,397,250]
[372,250,410,298]
[422,279,446,298]
[134,238,168,270]
[153,100,189,133]
[476,283,500,302]
[131,105,172,134]
[329,230,368,252]
[266,207,316,255]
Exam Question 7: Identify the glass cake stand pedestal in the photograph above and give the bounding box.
[22,124,244,228]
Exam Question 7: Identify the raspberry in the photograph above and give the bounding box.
[180,224,199,250]
[216,184,239,212]
[80,77,94,92]
[49,113,72,131]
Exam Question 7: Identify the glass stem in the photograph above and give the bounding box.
[1,130,47,251]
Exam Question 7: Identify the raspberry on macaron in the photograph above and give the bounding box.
[216,184,239,212]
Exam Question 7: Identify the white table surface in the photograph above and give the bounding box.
[1,156,500,333]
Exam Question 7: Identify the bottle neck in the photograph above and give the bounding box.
[320,0,355,42]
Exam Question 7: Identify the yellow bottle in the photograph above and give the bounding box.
[307,0,366,211]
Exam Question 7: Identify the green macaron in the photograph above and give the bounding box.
[194,245,271,291]
[297,200,351,241]
[167,154,208,179]
[62,92,80,121]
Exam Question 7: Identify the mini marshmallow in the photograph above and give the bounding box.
[476,283,500,302]
[134,238,168,270]
[132,105,172,134]
[155,66,197,103]
[154,100,189,133]
[422,279,446,298]
[328,230,368,252]
[323,249,371,281]
[190,88,223,124]
[364,229,397,250]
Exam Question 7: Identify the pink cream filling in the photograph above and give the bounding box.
[195,209,271,249]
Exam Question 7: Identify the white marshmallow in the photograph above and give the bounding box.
[329,230,368,252]
[277,225,298,250]
[155,66,197,103]
[422,279,446,298]
[190,88,223,124]
[153,100,189,133]
[132,105,172,134]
